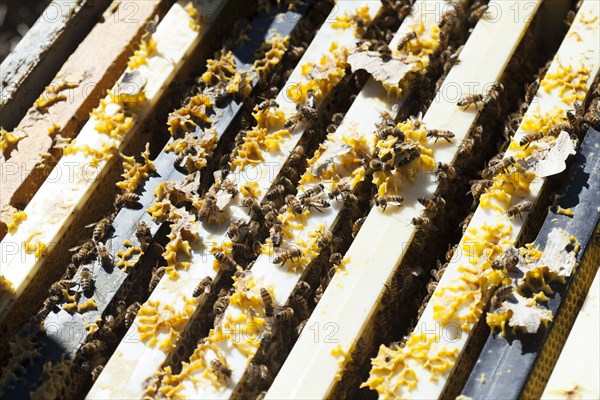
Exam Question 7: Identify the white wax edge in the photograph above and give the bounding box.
[266,1,552,398]
[0,0,227,319]
[87,2,383,398]
[542,267,600,399]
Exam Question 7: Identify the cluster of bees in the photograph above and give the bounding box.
[403,10,599,360]
[14,0,600,398]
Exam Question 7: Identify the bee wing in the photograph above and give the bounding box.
[69,245,82,252]
[94,288,107,304]
[310,142,352,177]
[84,222,97,228]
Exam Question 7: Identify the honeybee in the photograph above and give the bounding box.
[547,122,572,137]
[392,142,421,167]
[369,159,392,172]
[257,99,279,111]
[273,246,302,265]
[193,276,213,297]
[417,196,445,218]
[198,193,217,221]
[524,80,540,104]
[285,91,318,130]
[471,124,483,143]
[270,221,283,248]
[397,31,417,51]
[48,280,76,297]
[214,252,237,271]
[135,221,152,248]
[460,212,473,234]
[519,131,544,148]
[469,179,492,203]
[210,359,232,382]
[221,178,238,197]
[87,217,112,243]
[242,197,263,219]
[258,325,272,346]
[490,285,513,311]
[79,267,94,295]
[64,262,78,278]
[566,102,585,132]
[148,266,165,292]
[375,195,404,211]
[213,289,230,316]
[125,302,141,326]
[584,97,600,128]
[435,162,457,180]
[426,129,455,143]
[298,183,324,200]
[481,156,515,179]
[70,240,96,265]
[91,365,104,380]
[491,246,520,271]
[457,82,503,110]
[284,166,300,182]
[430,262,447,282]
[232,241,261,259]
[43,294,61,313]
[266,184,285,201]
[301,195,330,213]
[506,200,532,219]
[329,181,352,201]
[457,93,484,109]
[264,210,279,230]
[446,243,459,262]
[115,192,140,207]
[80,340,106,358]
[484,82,504,104]
[248,220,260,240]
[352,216,367,237]
[293,293,310,320]
[288,145,305,166]
[457,136,475,158]
[285,194,303,214]
[313,282,325,303]
[247,363,271,389]
[260,287,274,317]
[469,2,489,22]
[96,242,113,269]
[426,280,438,294]
[316,230,333,250]
[274,306,294,322]
[227,218,249,240]
[329,252,343,267]
[376,125,404,141]
[411,216,438,231]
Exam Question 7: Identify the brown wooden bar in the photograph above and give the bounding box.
[0,0,114,129]
[0,0,169,239]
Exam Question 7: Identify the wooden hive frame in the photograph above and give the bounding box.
[87,2,389,397]
[0,0,113,129]
[0,0,599,398]
[0,0,244,356]
[362,1,599,398]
